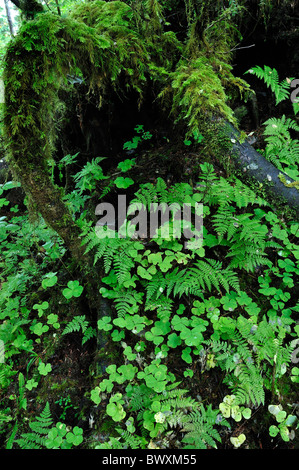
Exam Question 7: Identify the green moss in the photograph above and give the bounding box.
[278,174,299,191]
[3,0,248,173]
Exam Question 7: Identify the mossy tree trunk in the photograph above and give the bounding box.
[18,165,86,262]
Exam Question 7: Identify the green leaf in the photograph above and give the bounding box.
[97,316,113,331]
[66,427,83,446]
[91,387,102,405]
[167,332,182,348]
[117,159,135,172]
[181,347,192,364]
[230,434,246,448]
[276,410,287,423]
[114,177,134,189]
[38,362,52,376]
[33,301,49,316]
[137,265,153,280]
[62,280,83,299]
[42,273,58,289]
[31,322,49,336]
[25,379,38,391]
[106,400,126,422]
[242,408,252,420]
[269,425,279,437]
[47,314,60,329]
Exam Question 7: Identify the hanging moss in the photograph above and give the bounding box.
[3,0,250,173]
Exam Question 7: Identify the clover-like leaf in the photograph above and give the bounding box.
[63,280,83,299]
[230,434,246,448]
[25,379,38,391]
[123,346,137,361]
[242,408,252,420]
[181,347,192,364]
[33,301,49,317]
[117,158,136,172]
[38,362,52,376]
[167,333,182,348]
[42,273,58,289]
[137,265,153,280]
[269,425,279,437]
[31,322,49,336]
[114,176,134,189]
[97,316,113,331]
[111,329,125,342]
[107,398,126,422]
[47,313,60,329]
[66,427,83,446]
[91,386,102,405]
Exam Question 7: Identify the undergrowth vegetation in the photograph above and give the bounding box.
[1,123,298,448]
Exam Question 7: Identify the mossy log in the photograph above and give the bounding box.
[228,123,299,217]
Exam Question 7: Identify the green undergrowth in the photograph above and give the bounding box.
[1,147,298,449]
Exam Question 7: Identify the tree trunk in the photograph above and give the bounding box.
[15,163,110,372]
[4,0,15,36]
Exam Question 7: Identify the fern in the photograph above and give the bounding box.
[16,402,53,449]
[83,229,138,284]
[246,65,292,105]
[212,210,278,272]
[181,404,227,449]
[197,162,267,208]
[167,258,240,297]
[230,331,265,406]
[215,316,293,407]
[114,428,147,449]
[62,315,96,344]
[73,157,107,194]
[208,322,266,407]
[100,286,144,318]
[128,384,202,438]
[262,115,299,173]
[212,205,239,240]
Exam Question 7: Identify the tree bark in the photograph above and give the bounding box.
[4,0,15,36]
[8,0,44,18]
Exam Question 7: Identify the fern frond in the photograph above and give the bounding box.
[212,206,238,240]
[16,403,53,449]
[181,405,224,449]
[101,287,144,318]
[115,428,147,449]
[247,65,291,105]
[145,294,173,322]
[62,315,89,336]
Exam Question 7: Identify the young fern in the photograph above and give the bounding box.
[62,315,96,345]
